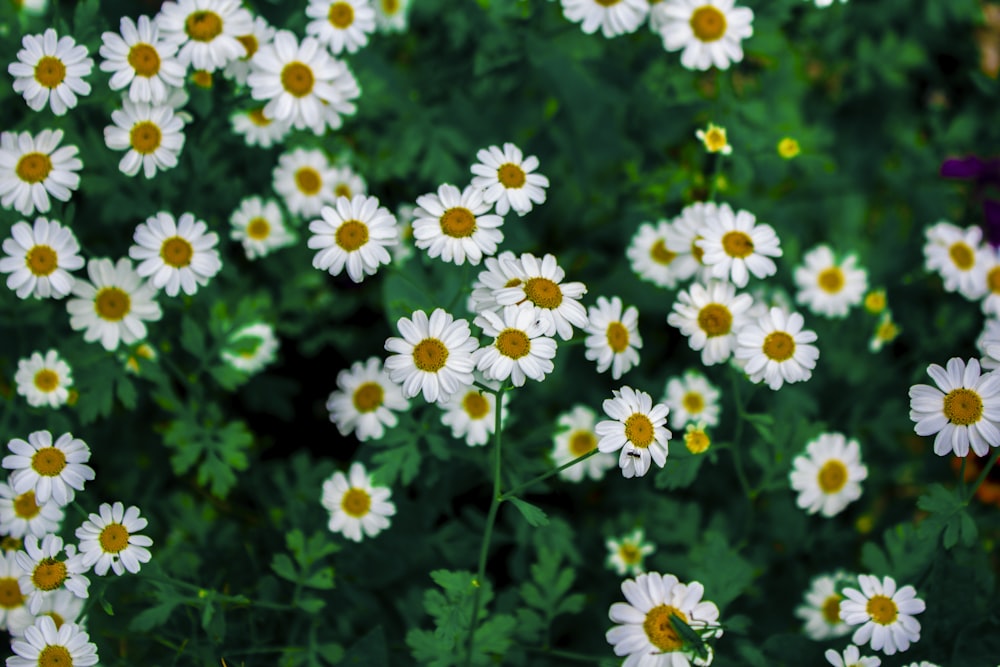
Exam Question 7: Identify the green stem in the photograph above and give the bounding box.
[729,372,753,499]
[959,455,968,498]
[707,154,727,202]
[142,573,295,611]
[524,646,611,664]
[966,448,1000,503]
[500,449,598,500]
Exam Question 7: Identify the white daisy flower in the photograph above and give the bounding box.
[551,405,617,482]
[222,15,275,84]
[220,322,279,374]
[908,357,1000,457]
[789,432,868,517]
[230,106,291,148]
[374,0,410,32]
[979,247,1000,316]
[469,142,550,217]
[657,0,754,71]
[14,535,89,614]
[605,528,655,577]
[812,0,848,6]
[2,431,95,507]
[321,462,395,542]
[14,350,73,409]
[662,369,721,430]
[627,219,686,289]
[596,386,672,479]
[0,217,84,300]
[666,201,719,284]
[978,318,1000,370]
[306,0,377,54]
[327,356,409,441]
[0,481,64,539]
[413,184,504,266]
[6,589,85,638]
[840,575,925,656]
[330,165,367,199]
[696,122,732,155]
[796,571,853,640]
[584,295,642,380]
[735,307,819,390]
[469,250,525,315]
[308,195,398,282]
[439,382,508,447]
[0,130,82,216]
[391,203,416,265]
[825,645,881,667]
[560,0,649,38]
[794,245,869,318]
[384,309,479,403]
[0,551,33,634]
[7,616,97,667]
[868,312,901,353]
[8,29,92,116]
[473,304,558,387]
[273,147,338,218]
[66,257,163,352]
[230,196,294,259]
[104,99,186,179]
[75,502,153,576]
[129,211,222,297]
[607,572,722,666]
[698,203,781,288]
[667,280,754,366]
[923,221,989,300]
[494,253,588,340]
[247,30,360,133]
[156,0,254,71]
[683,422,711,454]
[99,15,185,104]
[11,0,47,15]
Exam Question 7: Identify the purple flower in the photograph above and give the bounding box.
[941,155,1000,247]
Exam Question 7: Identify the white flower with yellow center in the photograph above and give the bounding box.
[99,15,185,104]
[5,589,85,638]
[308,195,398,282]
[584,296,642,380]
[156,0,253,71]
[469,251,525,315]
[474,304,558,387]
[868,312,900,353]
[66,257,163,352]
[8,29,92,116]
[666,201,719,284]
[220,322,279,374]
[909,357,1000,457]
[2,431,95,507]
[375,0,410,32]
[796,572,853,640]
[657,0,754,71]
[735,307,819,390]
[840,575,925,655]
[698,203,781,288]
[330,165,366,199]
[825,645,881,667]
[391,203,416,265]
[0,217,84,300]
[495,253,588,340]
[273,147,338,218]
[129,212,222,297]
[668,280,754,366]
[560,0,650,38]
[222,15,275,85]
[696,122,731,155]
[230,196,294,259]
[662,369,720,430]
[978,318,1000,370]
[247,30,360,133]
[607,572,722,666]
[923,220,988,300]
[327,356,409,441]
[470,142,550,217]
[8,617,98,667]
[104,99,186,179]
[0,130,82,216]
[75,502,153,576]
[385,308,479,403]
[439,382,508,447]
[413,184,504,266]
[627,219,686,289]
[14,535,89,614]
[596,386,671,479]
[0,481,64,540]
[0,551,33,634]
[230,106,291,148]
[979,247,1000,316]
[789,433,868,518]
[794,245,869,318]
[683,422,711,454]
[551,405,617,482]
[321,462,395,542]
[606,528,654,577]
[14,350,72,410]
[306,0,377,54]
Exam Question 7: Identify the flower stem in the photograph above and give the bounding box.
[966,448,1000,503]
[729,372,753,499]
[707,154,727,202]
[500,449,598,501]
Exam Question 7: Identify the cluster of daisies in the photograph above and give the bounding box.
[0,430,153,665]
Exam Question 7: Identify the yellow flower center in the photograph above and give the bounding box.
[38,645,71,667]
[691,237,706,264]
[523,277,563,309]
[822,594,842,625]
[643,604,688,652]
[624,413,654,448]
[778,137,801,159]
[281,62,315,97]
[246,218,271,240]
[32,558,67,591]
[34,55,66,88]
[650,240,676,265]
[185,10,223,41]
[682,391,704,414]
[866,595,898,625]
[619,543,641,564]
[986,266,1000,295]
[98,522,130,554]
[160,236,194,268]
[685,429,710,454]
[943,388,983,426]
[94,287,131,322]
[594,0,621,5]
[192,70,213,88]
[45,612,65,630]
[762,331,795,361]
[440,207,477,238]
[26,245,58,277]
[721,231,754,259]
[875,317,898,344]
[352,381,384,412]
[864,291,886,314]
[817,459,848,493]
[249,108,271,127]
[14,490,41,519]
[690,5,727,42]
[16,152,53,184]
[568,430,596,456]
[128,43,161,77]
[237,34,258,59]
[33,369,59,393]
[0,577,24,609]
[948,242,975,270]
[130,121,162,154]
[697,303,732,337]
[334,183,352,198]
[329,2,355,27]
[497,163,526,188]
[412,338,448,372]
[462,392,490,419]
[703,126,728,152]
[496,328,531,359]
[335,220,369,251]
[295,167,322,195]
[0,537,22,552]
[605,322,629,353]
[341,488,371,518]
[31,446,66,476]
[382,0,400,13]
[817,267,844,293]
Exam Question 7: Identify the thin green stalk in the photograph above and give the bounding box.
[959,455,968,498]
[524,646,611,664]
[500,449,598,500]
[707,154,727,202]
[966,448,1000,503]
[729,372,753,499]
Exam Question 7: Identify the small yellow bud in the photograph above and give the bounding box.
[777,137,800,160]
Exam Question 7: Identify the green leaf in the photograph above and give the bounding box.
[917,483,972,550]
[342,627,389,666]
[686,532,753,612]
[98,596,114,616]
[654,449,705,490]
[115,375,137,410]
[180,317,207,357]
[297,597,326,614]
[129,600,179,632]
[271,553,298,582]
[316,643,344,666]
[370,436,421,487]
[507,497,549,527]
